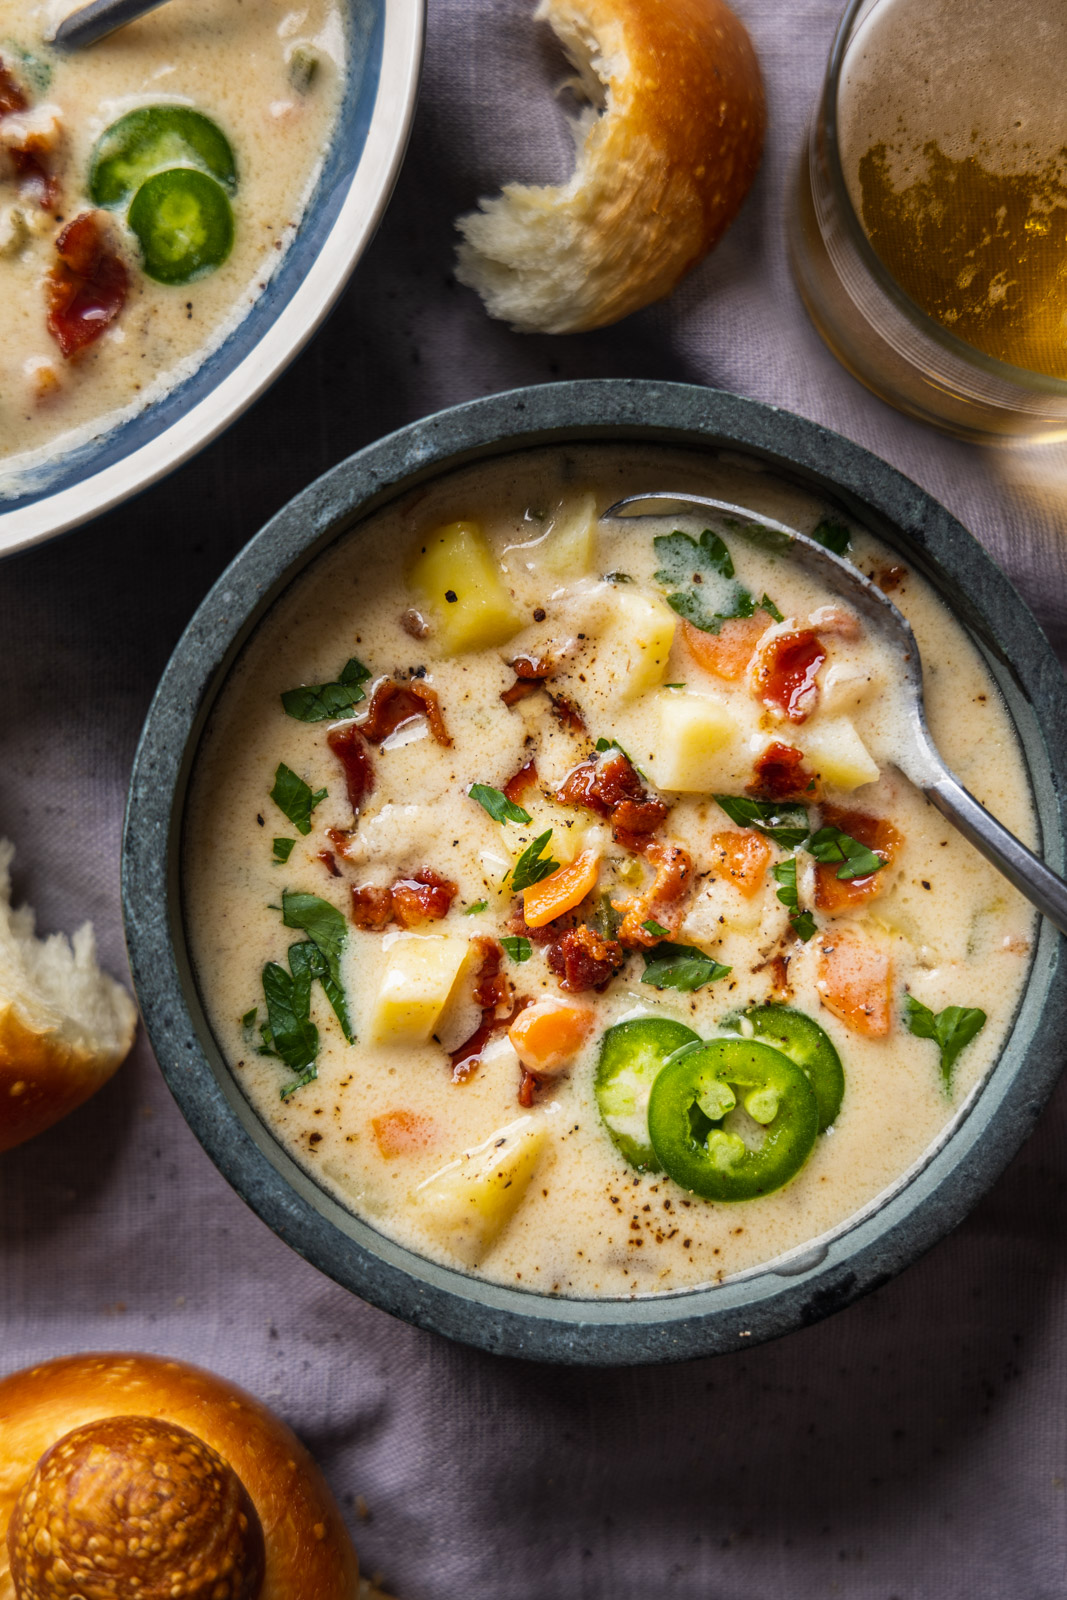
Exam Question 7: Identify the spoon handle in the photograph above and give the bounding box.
[51,0,171,50]
[922,768,1067,936]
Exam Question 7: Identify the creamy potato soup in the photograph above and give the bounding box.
[185,446,1036,1297]
[0,1,345,490]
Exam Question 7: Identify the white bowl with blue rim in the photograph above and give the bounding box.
[0,0,423,560]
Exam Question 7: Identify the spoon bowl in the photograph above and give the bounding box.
[604,490,1067,936]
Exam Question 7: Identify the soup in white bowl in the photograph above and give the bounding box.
[184,445,1035,1298]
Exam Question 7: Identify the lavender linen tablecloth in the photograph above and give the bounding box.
[5,1,1067,1595]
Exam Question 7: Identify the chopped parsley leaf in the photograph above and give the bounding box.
[713,794,810,849]
[904,995,987,1092]
[653,527,780,636]
[270,764,327,835]
[771,858,816,941]
[810,517,852,556]
[501,935,533,963]
[641,941,731,993]
[469,782,532,826]
[642,918,671,938]
[272,837,296,863]
[281,889,352,1041]
[807,824,884,881]
[510,830,560,893]
[465,900,488,915]
[281,657,371,722]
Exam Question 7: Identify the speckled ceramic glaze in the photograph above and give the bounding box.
[122,380,1067,1365]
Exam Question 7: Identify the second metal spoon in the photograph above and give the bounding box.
[603,490,1067,937]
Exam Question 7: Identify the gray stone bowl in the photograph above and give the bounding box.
[122,379,1067,1365]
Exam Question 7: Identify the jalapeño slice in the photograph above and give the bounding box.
[128,168,234,284]
[595,1017,701,1171]
[648,1038,819,1202]
[739,1004,844,1131]
[90,106,237,208]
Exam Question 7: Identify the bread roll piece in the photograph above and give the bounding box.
[455,0,765,333]
[0,839,136,1153]
[0,1353,361,1600]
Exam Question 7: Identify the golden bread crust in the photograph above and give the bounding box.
[0,1002,127,1154]
[457,0,765,331]
[0,1354,359,1600]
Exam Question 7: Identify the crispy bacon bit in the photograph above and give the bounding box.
[349,884,393,930]
[0,60,60,209]
[518,1067,541,1108]
[449,938,525,1082]
[753,629,827,722]
[350,868,457,930]
[768,951,791,996]
[0,60,26,118]
[558,751,642,817]
[327,826,354,853]
[372,1109,437,1158]
[391,868,457,928]
[548,692,586,733]
[613,840,692,948]
[327,723,375,816]
[400,608,429,639]
[46,213,128,359]
[814,807,901,913]
[318,849,341,878]
[503,758,539,804]
[680,613,771,681]
[362,679,452,746]
[501,677,543,707]
[546,925,625,993]
[748,741,819,802]
[513,654,552,679]
[612,797,670,854]
[876,565,907,593]
[500,654,551,707]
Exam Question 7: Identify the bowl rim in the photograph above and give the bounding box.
[122,378,1067,1365]
[0,0,425,562]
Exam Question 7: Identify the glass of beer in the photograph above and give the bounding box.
[789,0,1067,443]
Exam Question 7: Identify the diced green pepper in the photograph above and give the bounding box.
[128,168,234,284]
[89,106,237,207]
[736,1004,844,1131]
[648,1038,819,1202]
[595,1017,701,1171]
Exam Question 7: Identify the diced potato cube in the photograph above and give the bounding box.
[801,717,880,792]
[600,590,677,699]
[369,934,475,1045]
[410,520,521,654]
[415,1115,547,1265]
[645,690,741,792]
[536,492,597,577]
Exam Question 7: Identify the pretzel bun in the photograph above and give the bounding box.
[0,840,136,1153]
[455,0,765,333]
[0,1353,360,1600]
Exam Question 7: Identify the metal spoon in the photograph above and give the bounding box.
[603,491,1067,936]
[50,0,172,50]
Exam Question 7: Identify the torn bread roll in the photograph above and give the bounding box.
[455,0,765,333]
[0,1353,361,1600]
[0,839,136,1153]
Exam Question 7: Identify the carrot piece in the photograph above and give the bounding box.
[815,927,892,1038]
[680,614,770,681]
[508,997,596,1075]
[371,1109,437,1158]
[522,849,599,929]
[708,829,771,898]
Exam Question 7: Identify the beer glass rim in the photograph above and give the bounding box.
[820,0,1067,399]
